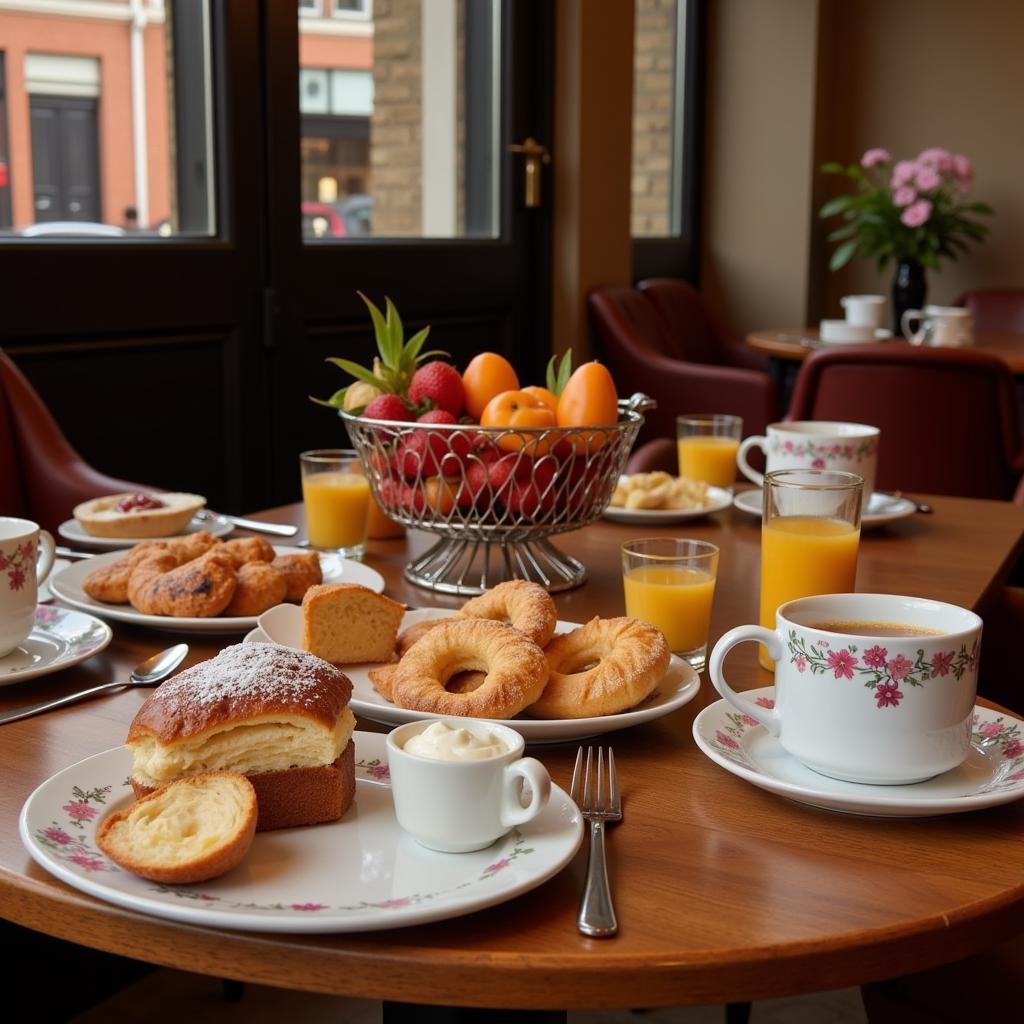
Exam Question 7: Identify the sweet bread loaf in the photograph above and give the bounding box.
[96,772,257,884]
[127,643,356,831]
[301,583,405,664]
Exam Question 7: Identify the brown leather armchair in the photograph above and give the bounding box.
[588,284,778,444]
[0,348,146,532]
[786,344,1024,499]
[955,287,1024,333]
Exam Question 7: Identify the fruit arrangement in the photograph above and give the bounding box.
[316,295,649,593]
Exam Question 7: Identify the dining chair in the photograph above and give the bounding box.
[0,347,147,532]
[785,344,1024,499]
[955,287,1024,334]
[588,284,778,444]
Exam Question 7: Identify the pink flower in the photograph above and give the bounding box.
[863,645,888,669]
[914,165,941,192]
[861,148,891,168]
[980,721,1005,738]
[715,730,739,749]
[917,147,954,172]
[377,897,412,908]
[784,440,794,451]
[953,154,974,186]
[891,160,918,188]
[20,541,34,560]
[887,654,913,681]
[69,851,106,872]
[63,800,97,820]
[365,764,389,780]
[1008,769,1024,781]
[1004,739,1024,759]
[44,827,73,845]
[893,185,917,207]
[290,903,328,912]
[827,649,858,679]
[36,606,60,624]
[930,651,954,677]
[755,696,775,709]
[875,683,903,708]
[795,655,807,673]
[901,199,933,228]
[8,567,25,591]
[811,458,826,470]
[484,858,510,875]
[740,714,759,727]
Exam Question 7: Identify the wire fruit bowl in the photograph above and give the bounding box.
[342,394,652,595]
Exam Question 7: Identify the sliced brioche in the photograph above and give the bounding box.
[97,772,256,884]
[301,583,405,664]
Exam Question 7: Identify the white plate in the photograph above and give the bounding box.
[0,606,112,686]
[818,328,893,346]
[58,514,234,549]
[19,734,583,933]
[247,606,701,744]
[732,488,917,528]
[693,688,1024,817]
[602,485,733,524]
[38,559,70,603]
[48,548,385,634]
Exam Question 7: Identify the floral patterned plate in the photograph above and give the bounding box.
[732,489,917,528]
[693,687,1024,817]
[0,606,112,686]
[19,733,583,934]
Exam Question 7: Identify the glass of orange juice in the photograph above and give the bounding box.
[759,469,863,670]
[300,449,371,559]
[676,414,743,492]
[622,538,720,671]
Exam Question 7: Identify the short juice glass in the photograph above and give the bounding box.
[300,449,371,558]
[758,469,863,670]
[676,414,743,491]
[622,537,719,671]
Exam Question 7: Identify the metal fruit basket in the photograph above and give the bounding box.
[342,393,652,595]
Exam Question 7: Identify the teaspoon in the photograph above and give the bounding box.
[0,644,188,725]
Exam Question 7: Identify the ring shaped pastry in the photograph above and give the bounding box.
[528,616,670,719]
[390,619,549,719]
[456,580,557,648]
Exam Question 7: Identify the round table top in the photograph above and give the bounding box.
[3,499,1024,1009]
[746,328,1024,374]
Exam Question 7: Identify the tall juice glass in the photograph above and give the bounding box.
[759,469,863,670]
[677,415,743,491]
[300,449,371,558]
[622,538,720,670]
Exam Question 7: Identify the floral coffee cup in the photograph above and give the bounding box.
[737,421,879,509]
[708,593,982,785]
[0,517,56,657]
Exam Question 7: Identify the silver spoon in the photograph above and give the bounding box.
[886,491,934,514]
[0,644,188,725]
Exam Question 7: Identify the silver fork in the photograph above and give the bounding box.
[570,745,622,938]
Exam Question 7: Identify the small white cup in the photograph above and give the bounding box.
[386,720,551,853]
[819,320,876,343]
[841,294,887,328]
[709,593,982,785]
[901,305,975,348]
[737,421,879,510]
[0,517,56,657]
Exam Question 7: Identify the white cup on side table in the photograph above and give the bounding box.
[841,294,887,328]
[0,517,56,657]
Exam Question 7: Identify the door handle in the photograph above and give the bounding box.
[508,138,551,209]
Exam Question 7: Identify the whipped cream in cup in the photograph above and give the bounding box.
[387,719,550,853]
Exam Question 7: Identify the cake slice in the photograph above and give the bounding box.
[301,583,405,664]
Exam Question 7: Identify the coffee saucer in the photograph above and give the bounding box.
[732,489,916,528]
[0,607,112,687]
[693,688,1024,817]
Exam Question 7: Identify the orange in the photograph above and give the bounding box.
[480,389,558,453]
[423,476,458,515]
[462,353,520,421]
[556,361,619,454]
[522,385,559,412]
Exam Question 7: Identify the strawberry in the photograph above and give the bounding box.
[409,362,465,417]
[417,409,457,426]
[505,479,556,518]
[395,432,438,479]
[456,460,490,510]
[364,394,414,422]
[399,483,425,516]
[376,476,403,512]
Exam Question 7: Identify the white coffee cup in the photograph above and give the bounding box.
[387,719,551,853]
[0,517,56,657]
[709,593,982,785]
[841,294,887,328]
[819,320,876,343]
[901,305,975,348]
[737,421,879,509]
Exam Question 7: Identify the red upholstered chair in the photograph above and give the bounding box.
[0,348,146,532]
[785,344,1024,499]
[955,287,1024,334]
[588,284,777,445]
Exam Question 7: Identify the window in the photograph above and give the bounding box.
[332,0,372,19]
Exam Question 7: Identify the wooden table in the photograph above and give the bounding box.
[746,328,1024,374]
[4,498,1024,1011]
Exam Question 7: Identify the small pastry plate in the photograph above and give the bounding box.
[247,606,701,744]
[693,687,1024,817]
[58,514,234,549]
[732,488,917,528]
[0,606,112,687]
[19,734,583,934]
[602,485,733,524]
[48,548,385,634]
